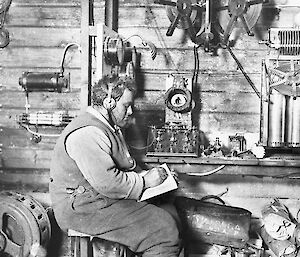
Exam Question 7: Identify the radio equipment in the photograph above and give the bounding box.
[260,28,300,149]
[147,75,200,157]
[19,71,70,93]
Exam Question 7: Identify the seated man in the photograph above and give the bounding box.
[49,75,181,257]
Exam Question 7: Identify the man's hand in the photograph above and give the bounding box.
[143,167,168,189]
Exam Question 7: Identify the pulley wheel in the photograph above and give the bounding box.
[214,0,262,37]
[166,0,199,30]
[0,191,51,257]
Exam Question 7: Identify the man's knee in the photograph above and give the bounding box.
[156,208,180,244]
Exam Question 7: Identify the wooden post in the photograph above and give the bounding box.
[80,0,93,110]
[105,0,119,31]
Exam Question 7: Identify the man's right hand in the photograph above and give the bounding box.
[143,167,168,189]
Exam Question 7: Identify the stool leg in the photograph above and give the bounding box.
[70,237,75,257]
[72,236,80,257]
[80,237,89,257]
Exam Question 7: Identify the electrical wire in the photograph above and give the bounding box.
[124,34,157,60]
[186,164,226,176]
[60,42,81,75]
[226,45,261,98]
[192,44,200,89]
[22,125,61,138]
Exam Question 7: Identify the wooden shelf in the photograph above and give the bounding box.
[141,156,300,178]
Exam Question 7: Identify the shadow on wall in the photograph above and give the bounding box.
[254,6,281,41]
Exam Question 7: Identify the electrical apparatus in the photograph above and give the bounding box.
[146,75,200,157]
[95,23,157,83]
[16,43,80,142]
[95,23,127,82]
[19,71,70,93]
[260,28,300,150]
[16,23,146,142]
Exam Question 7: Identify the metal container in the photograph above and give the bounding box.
[268,90,286,147]
[286,96,300,147]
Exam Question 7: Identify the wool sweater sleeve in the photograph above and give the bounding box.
[65,126,144,200]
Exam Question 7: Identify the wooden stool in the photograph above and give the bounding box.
[68,229,133,257]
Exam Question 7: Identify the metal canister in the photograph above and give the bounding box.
[268,90,286,147]
[19,71,69,92]
[285,96,300,147]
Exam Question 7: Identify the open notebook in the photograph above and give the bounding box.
[139,163,178,202]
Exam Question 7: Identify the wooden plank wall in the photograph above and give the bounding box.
[0,0,300,256]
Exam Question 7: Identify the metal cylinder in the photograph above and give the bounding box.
[0,191,51,257]
[286,96,300,147]
[19,72,69,92]
[268,90,286,147]
[103,36,125,66]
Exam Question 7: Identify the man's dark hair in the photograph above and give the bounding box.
[92,75,136,106]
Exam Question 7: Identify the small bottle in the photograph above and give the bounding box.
[214,137,222,152]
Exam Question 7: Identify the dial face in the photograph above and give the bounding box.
[170,93,187,108]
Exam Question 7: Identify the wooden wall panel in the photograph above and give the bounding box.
[0,48,80,68]
[9,27,80,47]
[0,91,80,109]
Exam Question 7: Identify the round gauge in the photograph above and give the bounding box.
[165,86,192,113]
[170,93,187,108]
[103,36,125,66]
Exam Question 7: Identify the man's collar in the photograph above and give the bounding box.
[86,106,116,132]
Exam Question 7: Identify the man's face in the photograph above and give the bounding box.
[111,88,134,128]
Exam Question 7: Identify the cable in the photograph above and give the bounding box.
[124,34,157,60]
[60,42,81,75]
[226,45,261,98]
[22,125,61,138]
[186,164,226,176]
